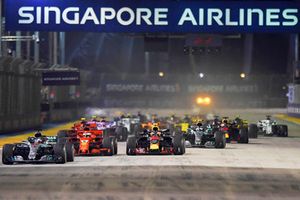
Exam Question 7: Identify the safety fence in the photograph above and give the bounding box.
[0,57,43,133]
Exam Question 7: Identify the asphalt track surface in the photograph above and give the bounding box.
[0,110,300,200]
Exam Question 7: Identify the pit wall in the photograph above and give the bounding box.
[0,57,91,133]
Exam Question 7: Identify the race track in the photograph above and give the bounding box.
[0,110,300,199]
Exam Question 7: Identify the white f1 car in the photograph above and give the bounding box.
[2,133,74,165]
[257,116,288,137]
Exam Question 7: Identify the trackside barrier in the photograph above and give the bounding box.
[0,57,44,133]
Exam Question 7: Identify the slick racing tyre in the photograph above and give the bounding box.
[271,125,278,136]
[126,136,137,155]
[103,128,115,138]
[122,127,129,141]
[65,142,75,162]
[248,124,258,138]
[103,136,115,156]
[277,125,288,137]
[54,144,67,164]
[130,124,139,135]
[115,127,124,141]
[173,133,185,155]
[238,128,249,144]
[215,131,226,149]
[57,130,68,144]
[113,137,118,155]
[133,124,143,137]
[2,144,14,165]
[115,127,128,141]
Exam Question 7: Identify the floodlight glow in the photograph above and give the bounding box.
[196,96,211,105]
[240,73,246,78]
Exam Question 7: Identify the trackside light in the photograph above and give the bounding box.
[159,72,164,77]
[204,97,211,104]
[240,73,246,79]
[196,96,211,105]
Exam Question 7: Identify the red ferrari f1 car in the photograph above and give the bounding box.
[57,121,117,156]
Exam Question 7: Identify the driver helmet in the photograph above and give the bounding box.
[35,130,42,138]
[92,116,98,121]
[153,127,159,132]
[80,118,87,124]
[235,116,241,120]
[222,119,228,124]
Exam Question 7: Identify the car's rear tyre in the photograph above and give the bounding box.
[215,131,226,148]
[65,142,74,162]
[57,130,68,143]
[238,128,249,144]
[103,128,114,138]
[2,144,14,165]
[54,144,67,164]
[277,125,288,137]
[129,124,136,135]
[122,127,128,141]
[126,136,136,155]
[115,126,123,141]
[173,134,185,155]
[116,127,128,141]
[271,125,276,134]
[113,137,118,155]
[103,136,114,156]
[248,124,258,138]
[133,124,143,137]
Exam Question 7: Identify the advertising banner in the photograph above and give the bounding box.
[42,71,80,85]
[5,0,300,32]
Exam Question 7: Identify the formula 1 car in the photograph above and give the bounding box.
[115,116,141,141]
[219,117,249,143]
[2,132,74,165]
[185,123,226,148]
[57,121,117,156]
[256,116,288,137]
[126,127,185,155]
[89,117,133,142]
[91,120,125,142]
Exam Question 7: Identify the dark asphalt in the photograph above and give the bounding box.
[0,166,300,200]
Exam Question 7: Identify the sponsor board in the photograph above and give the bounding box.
[42,71,80,86]
[5,0,300,32]
[102,82,259,94]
